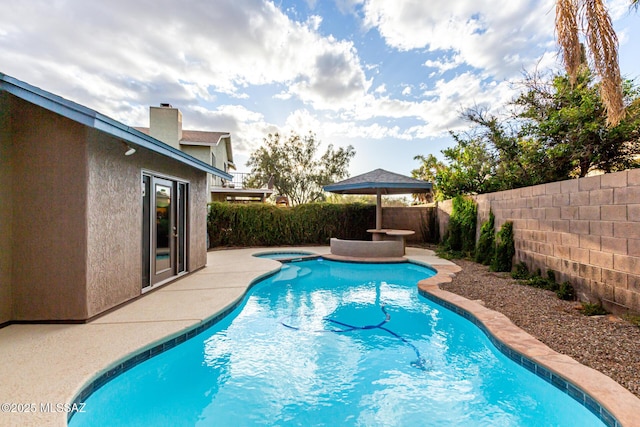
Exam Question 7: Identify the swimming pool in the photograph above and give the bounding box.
[70,259,606,426]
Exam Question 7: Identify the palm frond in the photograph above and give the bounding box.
[556,0,581,84]
[583,0,625,125]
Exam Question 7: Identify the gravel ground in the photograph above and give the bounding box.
[440,259,640,399]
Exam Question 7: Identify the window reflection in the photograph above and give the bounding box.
[155,184,171,272]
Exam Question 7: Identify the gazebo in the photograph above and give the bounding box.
[324,168,433,230]
[324,169,432,257]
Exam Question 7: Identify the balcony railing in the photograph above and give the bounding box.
[212,172,256,189]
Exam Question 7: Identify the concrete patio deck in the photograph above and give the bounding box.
[0,247,638,426]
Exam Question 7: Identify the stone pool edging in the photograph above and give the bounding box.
[418,266,640,427]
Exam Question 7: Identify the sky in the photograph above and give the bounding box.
[2,0,639,177]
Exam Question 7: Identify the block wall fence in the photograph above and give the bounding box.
[437,169,640,314]
[381,206,437,244]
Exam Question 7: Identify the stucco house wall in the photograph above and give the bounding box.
[85,131,142,318]
[210,141,230,171]
[0,92,13,324]
[181,145,211,166]
[10,97,89,320]
[85,131,208,318]
[1,73,230,324]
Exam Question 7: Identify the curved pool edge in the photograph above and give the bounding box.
[418,273,640,427]
[65,247,435,424]
[66,262,288,424]
[61,247,639,427]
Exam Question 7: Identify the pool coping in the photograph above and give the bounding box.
[417,267,640,427]
[1,246,638,426]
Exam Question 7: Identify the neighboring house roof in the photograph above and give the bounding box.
[0,72,233,180]
[181,130,229,145]
[135,128,235,168]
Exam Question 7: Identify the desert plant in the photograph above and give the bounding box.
[527,274,556,290]
[443,195,477,257]
[579,302,609,316]
[511,262,530,280]
[556,281,576,300]
[475,210,495,265]
[545,270,560,292]
[491,221,515,272]
[512,264,575,300]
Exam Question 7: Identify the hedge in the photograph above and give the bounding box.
[207,202,375,247]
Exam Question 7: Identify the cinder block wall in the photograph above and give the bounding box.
[381,206,436,243]
[438,169,640,313]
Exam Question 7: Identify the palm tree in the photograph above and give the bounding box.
[555,0,629,126]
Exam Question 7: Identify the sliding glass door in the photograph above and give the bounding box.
[142,173,188,290]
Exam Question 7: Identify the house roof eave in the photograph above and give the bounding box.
[0,72,233,180]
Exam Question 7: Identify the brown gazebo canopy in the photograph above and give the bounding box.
[323,168,433,229]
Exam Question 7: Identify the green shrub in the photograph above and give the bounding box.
[512,263,575,301]
[491,221,515,272]
[207,202,374,247]
[527,274,554,289]
[511,262,530,280]
[623,314,640,327]
[475,211,495,265]
[579,302,608,316]
[545,270,560,292]
[547,269,556,282]
[556,282,575,300]
[443,195,477,256]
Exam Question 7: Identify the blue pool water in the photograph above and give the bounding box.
[71,259,606,426]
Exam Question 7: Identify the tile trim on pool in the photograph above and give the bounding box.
[67,267,283,423]
[419,289,618,427]
[417,265,640,427]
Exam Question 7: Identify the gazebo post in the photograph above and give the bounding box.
[376,189,382,230]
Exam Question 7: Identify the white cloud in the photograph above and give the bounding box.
[5,0,633,179]
[0,0,369,114]
[283,109,322,133]
[424,55,465,76]
[606,0,632,20]
[184,104,276,155]
[374,84,386,94]
[361,0,556,79]
[286,38,372,110]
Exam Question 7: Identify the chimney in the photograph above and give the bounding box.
[149,104,182,149]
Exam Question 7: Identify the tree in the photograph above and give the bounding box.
[435,132,497,200]
[462,107,555,189]
[411,154,446,202]
[514,67,640,177]
[412,67,640,198]
[555,0,626,126]
[245,132,355,205]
